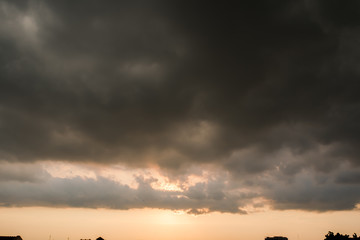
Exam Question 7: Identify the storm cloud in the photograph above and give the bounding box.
[1,0,360,213]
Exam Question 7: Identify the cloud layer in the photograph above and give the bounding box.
[1,0,360,213]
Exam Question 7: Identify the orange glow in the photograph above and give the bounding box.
[1,207,359,240]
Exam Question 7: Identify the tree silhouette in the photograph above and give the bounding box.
[325,232,359,240]
[96,237,104,240]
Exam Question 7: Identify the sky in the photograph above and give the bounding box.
[0,1,360,240]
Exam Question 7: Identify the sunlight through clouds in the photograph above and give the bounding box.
[1,1,360,239]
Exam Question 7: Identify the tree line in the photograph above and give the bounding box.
[325,232,360,240]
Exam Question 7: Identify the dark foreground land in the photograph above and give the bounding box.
[1,231,359,240]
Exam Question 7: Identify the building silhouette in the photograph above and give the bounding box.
[0,236,23,240]
[265,236,288,240]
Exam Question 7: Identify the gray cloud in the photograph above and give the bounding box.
[0,161,358,213]
[0,173,250,214]
[264,170,360,211]
[335,170,360,184]
[1,0,360,212]
[0,162,50,183]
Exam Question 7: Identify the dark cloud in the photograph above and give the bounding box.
[1,0,360,212]
[335,170,360,184]
[264,170,360,211]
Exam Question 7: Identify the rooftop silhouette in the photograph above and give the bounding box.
[0,236,23,240]
[265,236,288,240]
